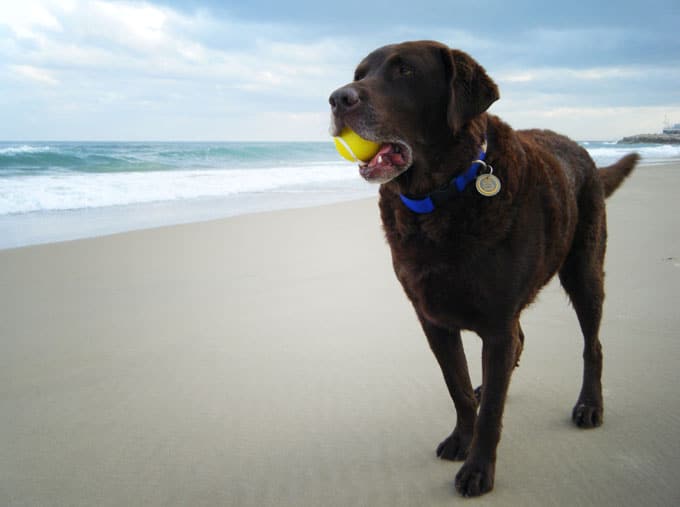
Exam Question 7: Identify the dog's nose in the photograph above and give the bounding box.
[329,86,360,115]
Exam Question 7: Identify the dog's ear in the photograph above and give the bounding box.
[443,49,499,134]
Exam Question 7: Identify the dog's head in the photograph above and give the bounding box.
[329,41,499,184]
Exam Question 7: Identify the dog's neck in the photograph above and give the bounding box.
[389,115,490,201]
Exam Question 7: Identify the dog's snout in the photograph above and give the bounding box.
[329,86,360,115]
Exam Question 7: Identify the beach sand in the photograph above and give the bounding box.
[1,162,679,506]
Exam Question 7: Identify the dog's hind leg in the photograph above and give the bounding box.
[419,314,477,461]
[559,180,606,429]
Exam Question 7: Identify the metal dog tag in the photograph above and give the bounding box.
[475,173,501,197]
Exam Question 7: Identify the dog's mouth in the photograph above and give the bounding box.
[359,141,412,183]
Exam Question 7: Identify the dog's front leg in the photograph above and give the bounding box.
[418,314,477,461]
[455,323,520,497]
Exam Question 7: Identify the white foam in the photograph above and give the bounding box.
[585,144,680,166]
[0,145,52,155]
[0,164,362,215]
[2,141,679,217]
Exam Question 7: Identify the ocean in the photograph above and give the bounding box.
[1,140,679,249]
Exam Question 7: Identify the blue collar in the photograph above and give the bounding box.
[399,143,488,214]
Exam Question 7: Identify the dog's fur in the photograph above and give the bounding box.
[329,40,638,497]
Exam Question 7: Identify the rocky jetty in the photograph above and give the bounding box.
[618,133,680,144]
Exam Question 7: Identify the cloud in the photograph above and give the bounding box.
[498,66,645,83]
[0,1,65,39]
[496,64,680,109]
[9,64,60,85]
[92,1,167,45]
[0,0,364,139]
[0,0,678,140]
[0,1,354,99]
[493,105,680,141]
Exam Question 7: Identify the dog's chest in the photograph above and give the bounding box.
[380,193,523,330]
[390,240,504,330]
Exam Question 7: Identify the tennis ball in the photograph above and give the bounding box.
[333,128,381,163]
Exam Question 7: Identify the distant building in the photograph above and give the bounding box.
[663,123,680,134]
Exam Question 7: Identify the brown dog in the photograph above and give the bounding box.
[329,40,638,497]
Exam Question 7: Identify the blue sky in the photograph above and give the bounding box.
[1,0,679,141]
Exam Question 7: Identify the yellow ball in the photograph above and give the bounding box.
[333,128,381,163]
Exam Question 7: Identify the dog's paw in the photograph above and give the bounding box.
[455,459,495,497]
[436,428,472,461]
[572,402,603,428]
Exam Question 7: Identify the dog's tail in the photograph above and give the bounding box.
[598,153,639,198]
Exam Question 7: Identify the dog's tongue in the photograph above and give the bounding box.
[368,144,405,168]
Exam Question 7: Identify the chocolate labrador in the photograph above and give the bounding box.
[329,40,638,497]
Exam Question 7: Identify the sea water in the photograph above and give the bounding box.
[0,141,373,249]
[1,140,678,249]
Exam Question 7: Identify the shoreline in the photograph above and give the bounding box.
[0,154,672,252]
[0,189,377,251]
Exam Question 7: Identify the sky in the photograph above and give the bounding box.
[0,0,679,141]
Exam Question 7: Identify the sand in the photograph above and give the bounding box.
[1,161,679,506]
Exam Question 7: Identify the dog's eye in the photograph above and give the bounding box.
[398,64,414,77]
